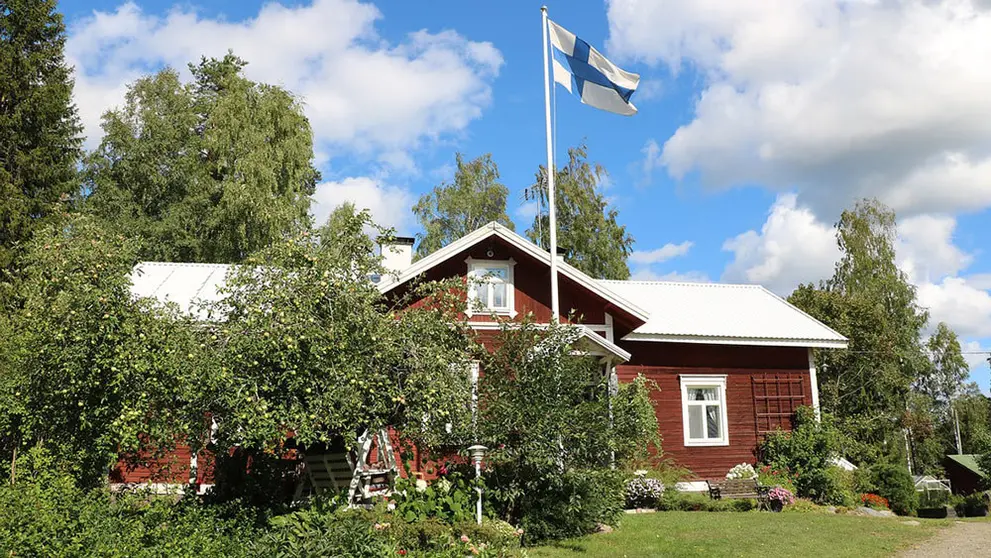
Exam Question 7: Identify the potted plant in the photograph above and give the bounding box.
[767,487,795,512]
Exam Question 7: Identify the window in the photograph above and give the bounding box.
[466,259,515,316]
[680,375,729,446]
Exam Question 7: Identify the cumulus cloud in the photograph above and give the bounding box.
[67,0,502,163]
[606,0,991,217]
[917,277,991,340]
[896,215,973,284]
[630,241,693,265]
[721,194,839,294]
[311,177,414,233]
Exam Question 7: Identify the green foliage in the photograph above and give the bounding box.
[611,374,662,464]
[208,208,475,454]
[781,498,835,514]
[485,465,624,543]
[952,492,989,517]
[0,0,83,273]
[390,473,478,524]
[525,143,634,280]
[656,490,755,512]
[470,321,653,542]
[84,53,319,264]
[1,213,208,486]
[855,461,918,516]
[756,465,797,494]
[0,447,260,558]
[788,199,978,473]
[256,507,392,558]
[760,407,848,504]
[413,152,514,258]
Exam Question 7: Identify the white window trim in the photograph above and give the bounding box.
[465,257,517,318]
[680,374,729,447]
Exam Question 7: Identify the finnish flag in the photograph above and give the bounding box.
[548,19,639,116]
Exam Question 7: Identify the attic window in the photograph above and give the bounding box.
[466,259,516,317]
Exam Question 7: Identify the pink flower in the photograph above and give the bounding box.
[460,535,470,543]
[439,465,448,475]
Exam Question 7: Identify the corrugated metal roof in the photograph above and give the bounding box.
[600,280,848,348]
[130,262,230,318]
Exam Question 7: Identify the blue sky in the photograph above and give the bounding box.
[63,0,991,390]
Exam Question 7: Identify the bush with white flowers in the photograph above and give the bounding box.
[625,474,664,509]
[726,463,757,480]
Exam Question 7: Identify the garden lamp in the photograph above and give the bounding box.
[467,444,487,524]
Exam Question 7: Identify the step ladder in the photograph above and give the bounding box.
[294,429,397,507]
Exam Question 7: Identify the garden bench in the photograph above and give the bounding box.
[707,478,770,510]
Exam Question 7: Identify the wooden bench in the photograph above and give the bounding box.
[707,478,770,510]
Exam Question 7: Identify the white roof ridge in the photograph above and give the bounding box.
[601,279,762,289]
[138,261,232,269]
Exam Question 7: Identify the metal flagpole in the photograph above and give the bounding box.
[541,5,560,324]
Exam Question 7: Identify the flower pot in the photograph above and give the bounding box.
[769,500,784,513]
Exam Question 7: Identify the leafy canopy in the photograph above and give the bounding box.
[0,0,83,273]
[525,143,634,280]
[84,53,320,264]
[413,152,514,259]
[208,205,477,452]
[0,212,208,487]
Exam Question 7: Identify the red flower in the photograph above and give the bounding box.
[398,550,407,556]
[439,465,448,475]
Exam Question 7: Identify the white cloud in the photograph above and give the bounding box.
[896,215,973,284]
[630,268,710,282]
[917,277,991,340]
[311,177,414,233]
[67,0,502,164]
[630,241,693,265]
[961,340,990,375]
[516,200,540,222]
[606,0,991,217]
[721,194,839,294]
[639,139,662,186]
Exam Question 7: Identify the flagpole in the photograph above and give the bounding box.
[541,5,560,324]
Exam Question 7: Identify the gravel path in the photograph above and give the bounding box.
[897,521,991,558]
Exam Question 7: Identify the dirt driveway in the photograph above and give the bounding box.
[898,520,991,557]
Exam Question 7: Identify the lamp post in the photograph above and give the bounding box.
[467,444,487,525]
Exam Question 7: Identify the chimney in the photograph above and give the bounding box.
[379,236,415,274]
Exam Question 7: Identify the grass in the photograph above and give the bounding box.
[529,511,950,558]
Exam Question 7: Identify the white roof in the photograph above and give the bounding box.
[600,280,848,348]
[130,262,231,319]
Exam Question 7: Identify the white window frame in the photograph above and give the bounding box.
[680,375,729,447]
[465,258,516,317]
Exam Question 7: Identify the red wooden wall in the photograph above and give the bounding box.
[616,342,812,480]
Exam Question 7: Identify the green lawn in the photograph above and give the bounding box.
[530,511,949,558]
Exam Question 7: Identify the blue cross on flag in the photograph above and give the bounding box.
[548,19,640,116]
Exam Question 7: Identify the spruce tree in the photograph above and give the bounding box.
[0,0,83,274]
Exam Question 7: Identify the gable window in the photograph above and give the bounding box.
[466,259,516,316]
[680,375,729,446]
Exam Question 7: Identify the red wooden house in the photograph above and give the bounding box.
[125,222,846,492]
[378,222,847,482]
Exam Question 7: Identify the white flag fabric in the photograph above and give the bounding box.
[548,19,640,116]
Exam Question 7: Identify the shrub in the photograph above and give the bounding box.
[625,475,664,508]
[656,490,755,512]
[768,487,796,506]
[953,493,990,517]
[860,493,890,510]
[485,465,623,543]
[757,464,797,493]
[759,407,844,504]
[390,472,478,524]
[820,466,858,507]
[783,498,834,514]
[726,463,757,479]
[856,462,917,516]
